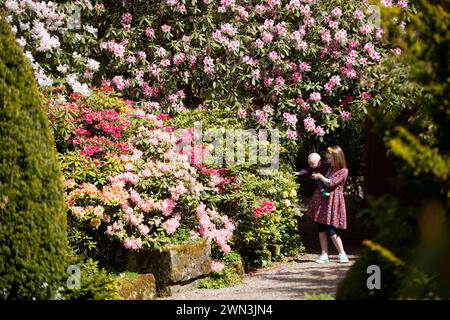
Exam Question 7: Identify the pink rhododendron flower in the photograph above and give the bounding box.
[161,198,177,216]
[353,10,364,20]
[341,111,352,121]
[283,112,298,126]
[121,13,132,26]
[237,109,247,118]
[398,0,408,9]
[262,32,273,43]
[138,224,150,236]
[145,27,155,37]
[303,117,316,132]
[309,92,321,102]
[269,51,279,61]
[331,7,342,18]
[286,130,298,140]
[161,24,171,33]
[162,214,181,235]
[211,260,225,272]
[124,238,142,250]
[360,92,372,101]
[334,29,347,43]
[203,56,215,74]
[322,105,332,114]
[315,126,325,137]
[359,24,372,35]
[255,110,267,124]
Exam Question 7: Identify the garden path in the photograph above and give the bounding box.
[159,253,357,300]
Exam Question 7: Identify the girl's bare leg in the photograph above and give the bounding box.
[330,234,345,254]
[319,232,328,253]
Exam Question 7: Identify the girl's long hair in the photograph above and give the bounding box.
[327,146,347,170]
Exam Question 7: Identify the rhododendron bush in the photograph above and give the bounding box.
[45,87,302,268]
[3,0,412,141]
[46,87,236,256]
[2,0,416,268]
[168,108,304,266]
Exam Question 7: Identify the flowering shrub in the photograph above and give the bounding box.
[217,168,303,267]
[168,107,304,264]
[2,0,100,93]
[45,87,236,257]
[46,87,303,267]
[4,0,414,142]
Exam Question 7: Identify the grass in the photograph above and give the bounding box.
[304,292,335,300]
[117,271,139,283]
[197,265,243,289]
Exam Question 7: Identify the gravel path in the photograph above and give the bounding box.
[160,253,356,300]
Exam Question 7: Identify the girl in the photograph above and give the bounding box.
[306,146,349,263]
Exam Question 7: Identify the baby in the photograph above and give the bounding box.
[295,153,330,197]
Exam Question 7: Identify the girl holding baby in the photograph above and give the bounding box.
[297,146,350,264]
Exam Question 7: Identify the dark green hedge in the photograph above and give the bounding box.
[0,17,68,299]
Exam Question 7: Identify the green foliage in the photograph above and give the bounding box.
[197,264,243,289]
[169,108,244,130]
[160,226,197,245]
[0,17,68,299]
[222,251,242,264]
[389,127,449,180]
[223,170,304,267]
[58,151,124,186]
[61,257,124,300]
[304,292,335,300]
[198,254,244,290]
[171,109,304,267]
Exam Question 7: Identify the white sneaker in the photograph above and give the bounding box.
[315,252,329,264]
[338,253,349,263]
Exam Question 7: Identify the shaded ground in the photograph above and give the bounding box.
[159,253,357,300]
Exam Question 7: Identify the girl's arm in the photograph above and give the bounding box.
[317,175,331,184]
[315,169,348,190]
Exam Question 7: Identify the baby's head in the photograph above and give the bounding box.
[307,153,321,169]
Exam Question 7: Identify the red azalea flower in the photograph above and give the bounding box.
[100,86,114,92]
[93,159,101,167]
[157,113,170,121]
[69,93,82,101]
[262,201,275,213]
[342,95,354,108]
[253,207,264,218]
[218,168,229,175]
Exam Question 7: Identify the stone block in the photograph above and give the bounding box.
[126,239,212,285]
[119,274,156,300]
[229,260,245,278]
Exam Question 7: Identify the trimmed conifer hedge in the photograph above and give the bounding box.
[0,16,68,299]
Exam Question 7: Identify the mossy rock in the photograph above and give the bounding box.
[119,274,156,300]
[229,260,245,278]
[0,16,68,299]
[126,239,212,285]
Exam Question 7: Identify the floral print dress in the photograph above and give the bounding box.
[305,167,348,229]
